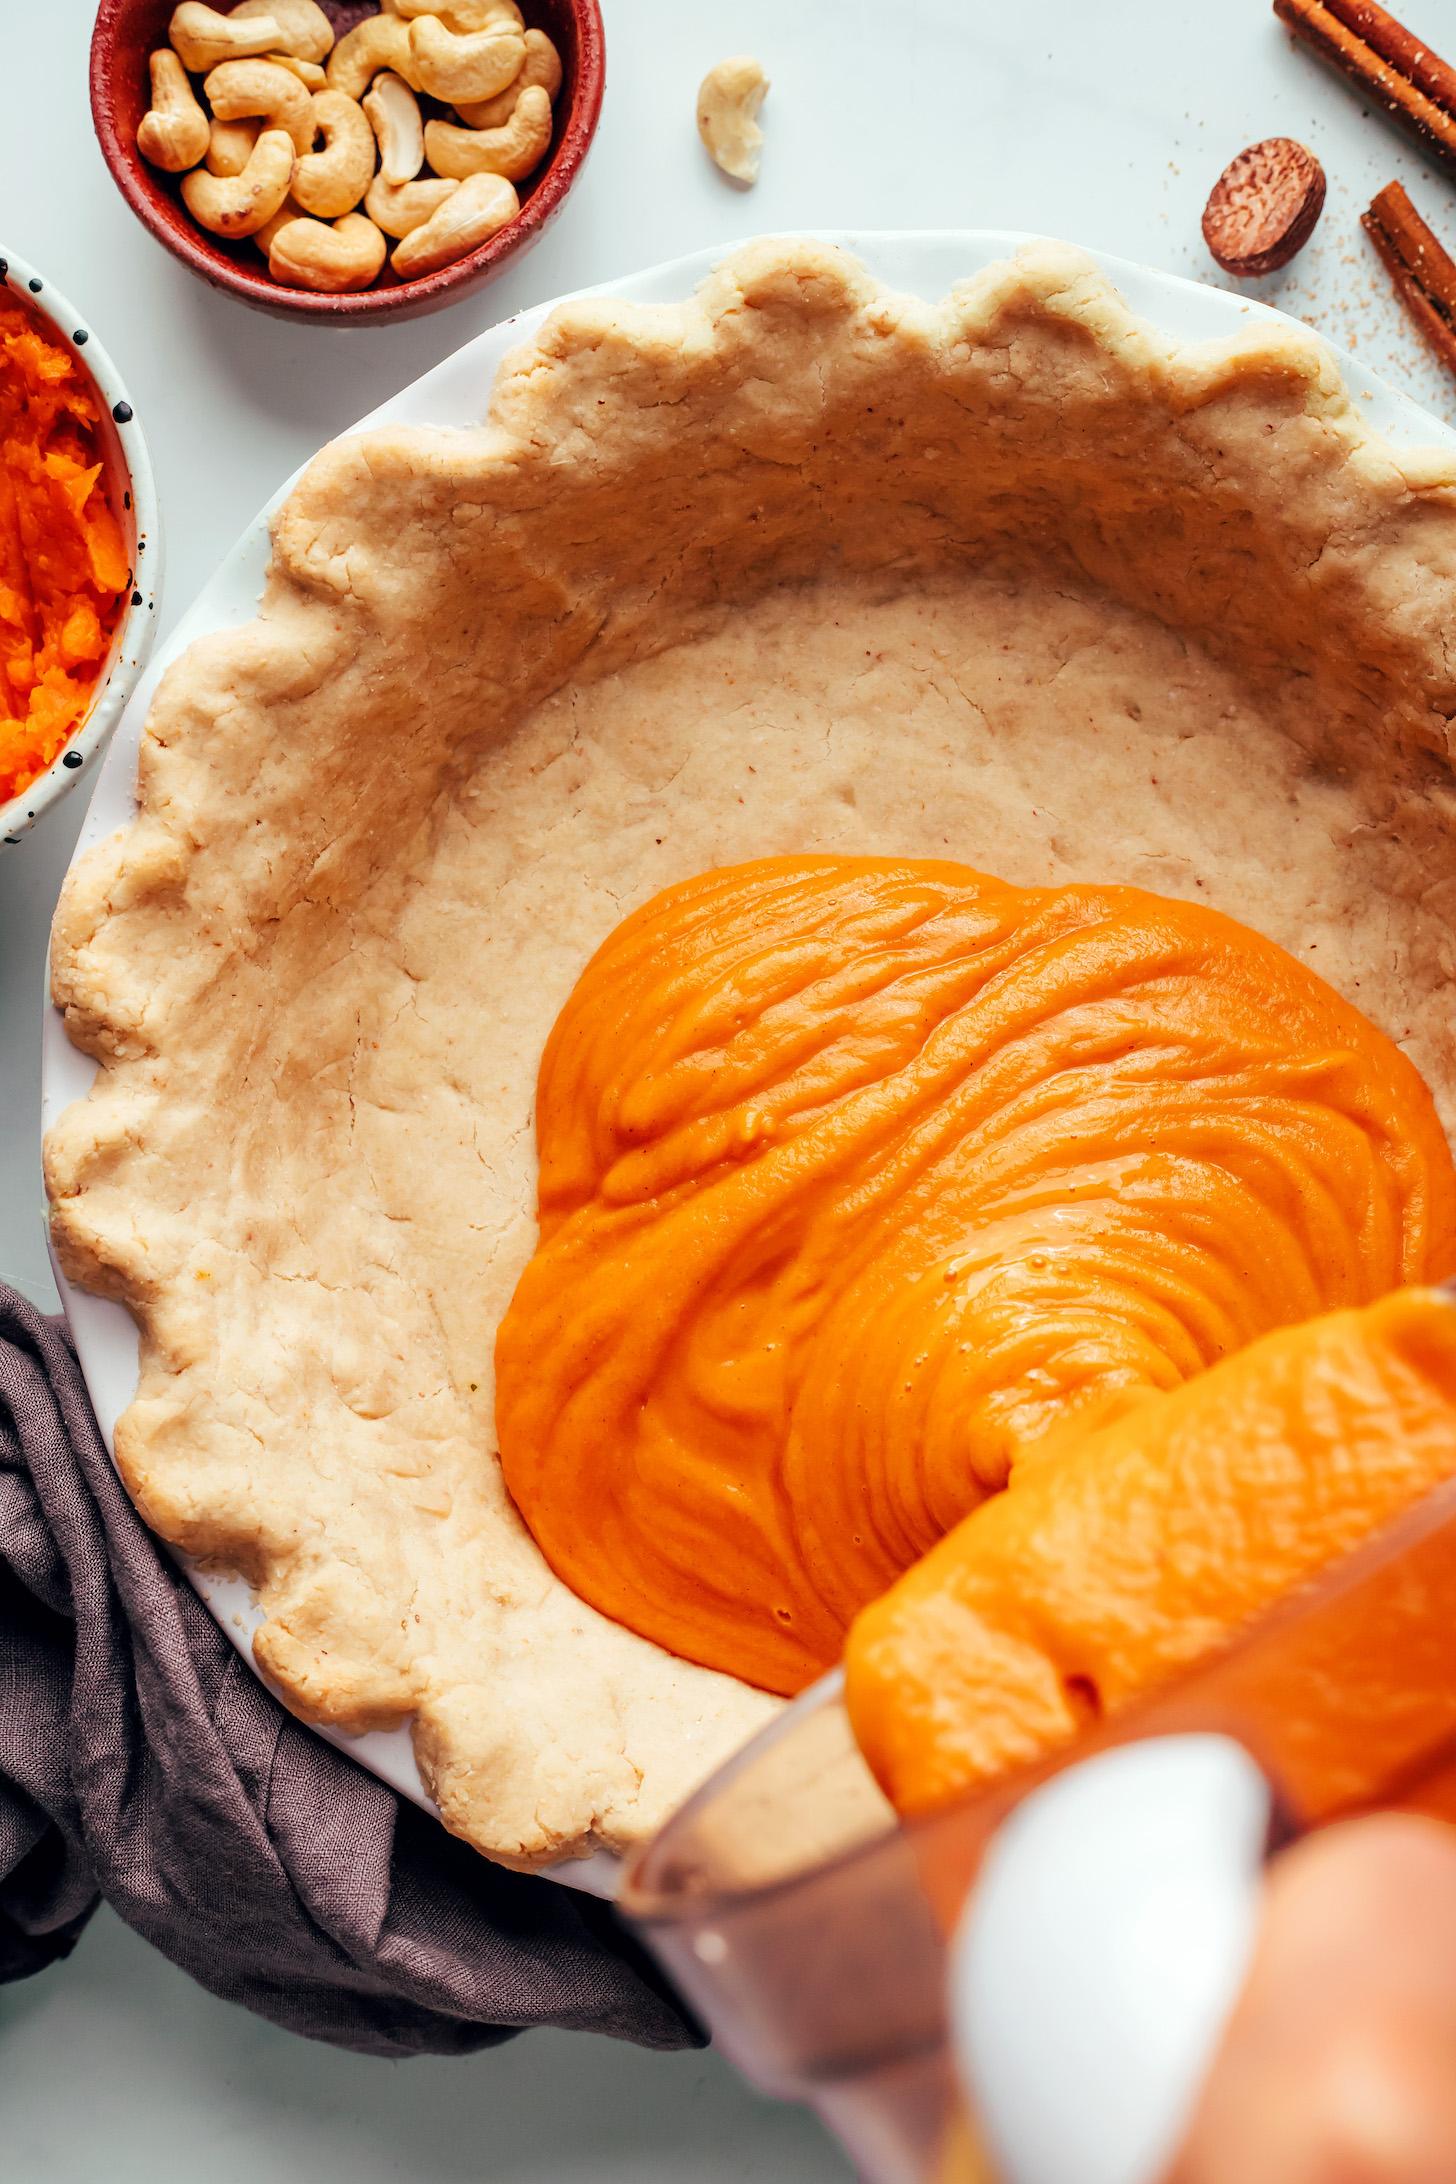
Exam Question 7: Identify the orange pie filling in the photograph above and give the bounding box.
[495,857,1456,1803]
[0,293,129,805]
[848,1287,1456,1818]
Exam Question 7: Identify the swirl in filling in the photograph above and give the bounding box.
[495,857,1456,1697]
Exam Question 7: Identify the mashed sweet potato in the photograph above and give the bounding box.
[846,1288,1456,1819]
[0,294,128,805]
[496,856,1456,1696]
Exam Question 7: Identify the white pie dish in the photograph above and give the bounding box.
[40,229,1456,1899]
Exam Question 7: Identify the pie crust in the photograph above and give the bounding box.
[45,241,1456,1867]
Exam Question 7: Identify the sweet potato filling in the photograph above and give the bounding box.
[847,1288,1456,1818]
[0,295,128,804]
[496,857,1456,1711]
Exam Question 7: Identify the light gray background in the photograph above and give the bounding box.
[3,0,1453,2175]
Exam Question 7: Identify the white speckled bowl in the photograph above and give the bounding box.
[0,246,160,848]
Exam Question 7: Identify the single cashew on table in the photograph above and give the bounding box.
[136,0,566,294]
[697,55,769,185]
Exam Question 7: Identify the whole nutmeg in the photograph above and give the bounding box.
[1202,137,1327,276]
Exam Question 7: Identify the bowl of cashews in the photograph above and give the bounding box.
[90,0,605,320]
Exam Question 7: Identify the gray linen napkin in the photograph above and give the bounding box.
[0,1283,696,2055]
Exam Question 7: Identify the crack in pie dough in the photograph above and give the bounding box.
[45,241,1456,1866]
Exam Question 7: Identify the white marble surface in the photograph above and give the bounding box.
[5,0,1456,2174]
[2,1904,844,2182]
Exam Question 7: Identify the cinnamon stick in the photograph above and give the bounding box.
[1274,0,1456,178]
[1362,179,1456,376]
[1324,0,1456,112]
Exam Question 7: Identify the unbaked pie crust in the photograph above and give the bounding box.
[46,240,1456,1867]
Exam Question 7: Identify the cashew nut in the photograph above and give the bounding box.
[326,15,420,100]
[137,47,210,173]
[291,89,377,218]
[454,27,561,130]
[169,4,281,73]
[232,0,335,66]
[253,195,305,255]
[268,211,388,293]
[365,171,459,239]
[696,55,768,186]
[424,84,552,181]
[206,115,261,177]
[408,15,524,104]
[392,0,524,30]
[181,126,295,237]
[392,171,518,279]
[204,57,315,156]
[265,52,327,89]
[363,71,424,186]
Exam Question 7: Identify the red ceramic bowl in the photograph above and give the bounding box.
[91,0,605,323]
